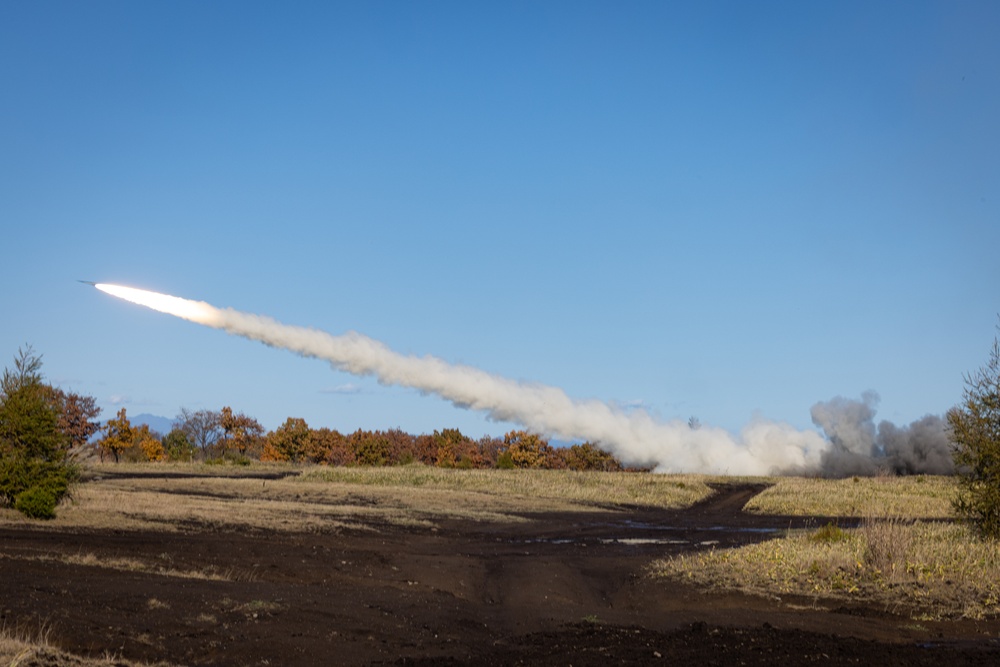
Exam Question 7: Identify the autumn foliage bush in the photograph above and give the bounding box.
[106,401,626,471]
[249,416,624,472]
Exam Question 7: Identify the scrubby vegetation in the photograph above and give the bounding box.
[949,322,1000,540]
[98,402,631,473]
[656,476,1000,620]
[0,347,90,519]
[656,519,1000,620]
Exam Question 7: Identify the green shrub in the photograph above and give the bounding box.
[810,522,849,544]
[5,463,72,518]
[495,451,515,469]
[0,347,81,519]
[14,485,57,519]
[0,457,76,518]
[0,456,29,505]
[949,323,1000,540]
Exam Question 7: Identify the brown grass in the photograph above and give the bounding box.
[654,520,1000,619]
[301,465,713,509]
[744,475,955,518]
[0,624,177,666]
[860,512,913,583]
[0,463,714,537]
[657,475,1000,619]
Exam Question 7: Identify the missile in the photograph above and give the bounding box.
[77,280,97,286]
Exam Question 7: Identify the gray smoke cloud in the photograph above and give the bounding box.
[810,391,953,477]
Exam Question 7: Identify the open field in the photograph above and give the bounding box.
[0,463,715,534]
[2,465,999,665]
[744,474,957,518]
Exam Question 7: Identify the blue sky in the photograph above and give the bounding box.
[2,1,998,439]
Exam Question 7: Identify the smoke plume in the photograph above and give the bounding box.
[94,284,952,477]
[810,392,953,477]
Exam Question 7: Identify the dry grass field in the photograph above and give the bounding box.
[656,474,1000,620]
[0,463,715,535]
[743,474,956,517]
[3,465,999,665]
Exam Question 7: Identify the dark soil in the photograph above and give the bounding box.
[2,482,998,666]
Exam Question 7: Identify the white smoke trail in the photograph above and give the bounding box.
[95,283,828,474]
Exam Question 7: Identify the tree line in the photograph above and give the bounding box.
[99,407,628,472]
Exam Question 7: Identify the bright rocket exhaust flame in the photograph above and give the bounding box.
[96,284,220,324]
[93,283,839,475]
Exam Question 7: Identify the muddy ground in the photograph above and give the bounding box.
[2,480,999,666]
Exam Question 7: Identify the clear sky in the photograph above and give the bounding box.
[2,1,998,440]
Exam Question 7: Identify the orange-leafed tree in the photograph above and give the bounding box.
[383,428,418,465]
[99,408,134,463]
[349,429,391,467]
[47,388,101,453]
[502,430,553,469]
[308,427,353,465]
[412,434,438,465]
[135,424,165,462]
[219,406,265,458]
[433,428,476,468]
[476,435,505,468]
[562,442,624,472]
[261,417,311,462]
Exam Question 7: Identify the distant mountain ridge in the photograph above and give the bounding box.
[130,413,175,436]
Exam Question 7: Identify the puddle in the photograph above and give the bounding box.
[520,537,690,546]
[513,523,782,547]
[622,520,782,535]
[601,538,689,546]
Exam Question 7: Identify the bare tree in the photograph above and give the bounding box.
[174,408,222,458]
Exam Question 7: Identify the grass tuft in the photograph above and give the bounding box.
[809,522,850,544]
[0,623,177,666]
[860,512,913,583]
